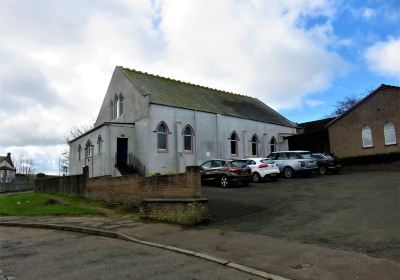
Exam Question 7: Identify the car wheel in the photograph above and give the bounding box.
[319,166,328,175]
[220,176,229,188]
[283,167,294,179]
[252,172,261,183]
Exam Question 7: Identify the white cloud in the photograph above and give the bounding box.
[362,8,375,19]
[305,99,325,107]
[364,37,400,78]
[0,0,349,172]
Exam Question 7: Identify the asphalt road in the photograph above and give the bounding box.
[0,227,262,280]
[203,171,400,260]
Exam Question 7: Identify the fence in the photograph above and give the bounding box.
[0,175,35,193]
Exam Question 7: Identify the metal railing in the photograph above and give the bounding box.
[128,153,146,176]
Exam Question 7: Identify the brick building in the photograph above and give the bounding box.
[327,84,399,159]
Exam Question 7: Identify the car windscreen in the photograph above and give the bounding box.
[230,161,248,168]
[298,152,313,159]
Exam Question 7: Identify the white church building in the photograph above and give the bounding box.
[69,66,296,177]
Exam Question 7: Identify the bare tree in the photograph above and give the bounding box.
[329,94,361,118]
[65,124,94,143]
[12,153,35,175]
[62,124,93,175]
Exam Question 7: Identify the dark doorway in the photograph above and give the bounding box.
[117,138,128,166]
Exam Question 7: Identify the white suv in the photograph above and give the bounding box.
[267,151,318,178]
[244,158,280,183]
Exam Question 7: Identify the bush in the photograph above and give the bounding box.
[341,152,400,165]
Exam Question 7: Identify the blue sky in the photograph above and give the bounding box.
[280,0,400,122]
[0,0,399,173]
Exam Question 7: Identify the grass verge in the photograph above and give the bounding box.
[0,192,140,219]
[0,193,99,216]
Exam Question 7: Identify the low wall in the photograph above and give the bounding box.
[34,166,207,224]
[86,166,201,205]
[140,198,208,225]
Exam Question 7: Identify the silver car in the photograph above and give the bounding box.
[267,151,318,178]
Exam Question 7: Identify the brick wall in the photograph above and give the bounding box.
[86,166,201,205]
[329,87,400,158]
[36,166,202,205]
[140,198,208,224]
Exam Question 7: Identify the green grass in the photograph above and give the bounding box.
[0,193,99,216]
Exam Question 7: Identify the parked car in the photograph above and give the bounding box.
[312,153,343,175]
[200,159,252,188]
[244,158,280,182]
[267,151,318,178]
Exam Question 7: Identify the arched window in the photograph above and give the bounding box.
[157,122,168,151]
[362,126,373,148]
[230,131,238,156]
[114,95,119,118]
[78,144,82,161]
[384,122,396,145]
[270,137,277,153]
[119,93,124,116]
[251,134,259,156]
[97,135,103,155]
[85,140,92,158]
[110,101,114,120]
[183,125,194,152]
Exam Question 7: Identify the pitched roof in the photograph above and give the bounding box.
[327,84,400,127]
[0,156,14,167]
[118,66,294,127]
[298,117,334,133]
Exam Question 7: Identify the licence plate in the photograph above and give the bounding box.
[270,173,277,176]
[241,172,248,175]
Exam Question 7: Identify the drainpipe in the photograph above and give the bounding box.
[194,109,197,164]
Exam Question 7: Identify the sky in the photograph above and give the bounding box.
[0,0,399,174]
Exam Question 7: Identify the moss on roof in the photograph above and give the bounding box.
[118,66,293,127]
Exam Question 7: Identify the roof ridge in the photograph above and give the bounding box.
[118,66,255,99]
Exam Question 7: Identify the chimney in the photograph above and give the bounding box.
[7,153,11,159]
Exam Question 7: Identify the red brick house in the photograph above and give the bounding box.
[327,84,399,159]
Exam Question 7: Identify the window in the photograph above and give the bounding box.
[212,160,226,168]
[119,93,124,116]
[85,140,92,158]
[97,135,103,155]
[78,145,82,161]
[270,137,277,153]
[201,161,212,170]
[384,122,397,145]
[230,131,238,156]
[251,134,259,156]
[362,126,373,148]
[157,122,168,151]
[183,125,194,152]
[110,101,114,120]
[114,95,118,118]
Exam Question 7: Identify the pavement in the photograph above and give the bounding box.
[1,215,399,280]
[1,226,264,280]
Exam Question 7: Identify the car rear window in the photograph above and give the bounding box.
[298,152,313,159]
[313,154,326,159]
[230,161,248,168]
[261,159,274,164]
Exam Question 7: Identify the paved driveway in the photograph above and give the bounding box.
[203,171,400,261]
[0,226,263,280]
